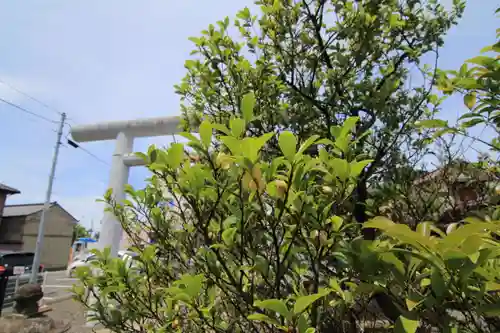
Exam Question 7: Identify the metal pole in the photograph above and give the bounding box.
[30,112,66,283]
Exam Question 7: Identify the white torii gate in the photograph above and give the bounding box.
[70,116,181,257]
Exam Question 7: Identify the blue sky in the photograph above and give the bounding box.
[0,0,497,231]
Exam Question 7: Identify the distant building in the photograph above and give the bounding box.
[0,202,77,270]
[0,183,21,226]
[377,160,499,226]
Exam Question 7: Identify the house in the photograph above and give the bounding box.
[0,183,21,225]
[0,202,77,270]
[412,160,499,224]
[377,160,499,226]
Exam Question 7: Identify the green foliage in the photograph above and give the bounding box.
[76,113,375,332]
[423,8,500,152]
[176,0,465,202]
[72,223,91,243]
[71,1,500,333]
[75,113,500,333]
[364,217,500,332]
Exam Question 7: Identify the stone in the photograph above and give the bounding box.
[13,284,44,317]
[0,284,71,333]
[0,314,71,333]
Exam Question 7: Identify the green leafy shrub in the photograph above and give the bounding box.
[72,1,500,332]
[361,217,500,332]
[75,95,500,333]
[75,95,377,332]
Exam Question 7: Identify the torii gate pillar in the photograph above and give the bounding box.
[71,116,181,257]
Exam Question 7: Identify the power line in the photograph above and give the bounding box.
[0,97,57,124]
[0,96,109,166]
[0,77,65,117]
[64,123,110,166]
[0,77,108,167]
[68,140,110,166]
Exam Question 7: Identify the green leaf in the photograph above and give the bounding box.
[349,159,373,178]
[416,222,432,237]
[380,252,405,277]
[461,118,484,128]
[389,13,399,28]
[220,136,241,154]
[331,158,349,181]
[173,293,192,303]
[254,299,290,319]
[254,132,275,152]
[329,216,343,232]
[241,92,256,122]
[414,119,448,129]
[458,113,482,121]
[463,93,476,110]
[363,216,395,230]
[477,302,500,316]
[431,268,446,299]
[461,234,484,259]
[182,274,204,298]
[278,131,297,161]
[188,36,202,45]
[394,315,419,333]
[293,292,328,314]
[456,78,482,89]
[405,298,421,311]
[230,118,246,138]
[168,143,184,168]
[297,314,308,333]
[247,313,280,326]
[340,116,359,138]
[297,135,319,155]
[466,56,496,67]
[212,123,231,135]
[329,125,341,139]
[222,227,237,246]
[179,132,200,143]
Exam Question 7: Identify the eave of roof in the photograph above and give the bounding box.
[0,183,21,195]
[2,201,78,223]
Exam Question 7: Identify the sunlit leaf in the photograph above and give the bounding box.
[394,315,419,333]
[222,227,237,246]
[278,131,297,161]
[230,118,246,138]
[168,143,185,168]
[241,91,256,122]
[293,291,329,314]
[414,119,448,129]
[254,299,290,319]
[247,313,280,326]
[463,93,477,110]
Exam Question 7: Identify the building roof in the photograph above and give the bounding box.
[2,202,78,222]
[0,183,20,195]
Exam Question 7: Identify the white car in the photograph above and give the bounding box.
[66,250,138,277]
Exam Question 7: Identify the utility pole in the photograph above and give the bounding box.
[30,112,66,283]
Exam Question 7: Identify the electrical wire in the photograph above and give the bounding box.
[0,77,64,117]
[0,80,108,167]
[0,97,57,124]
[62,123,110,166]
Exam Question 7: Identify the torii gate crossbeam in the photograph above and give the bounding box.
[71,116,181,257]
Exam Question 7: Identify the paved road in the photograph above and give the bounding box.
[42,270,78,301]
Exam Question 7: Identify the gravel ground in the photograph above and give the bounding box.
[48,298,95,333]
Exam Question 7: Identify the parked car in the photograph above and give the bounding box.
[0,251,44,276]
[66,250,139,277]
